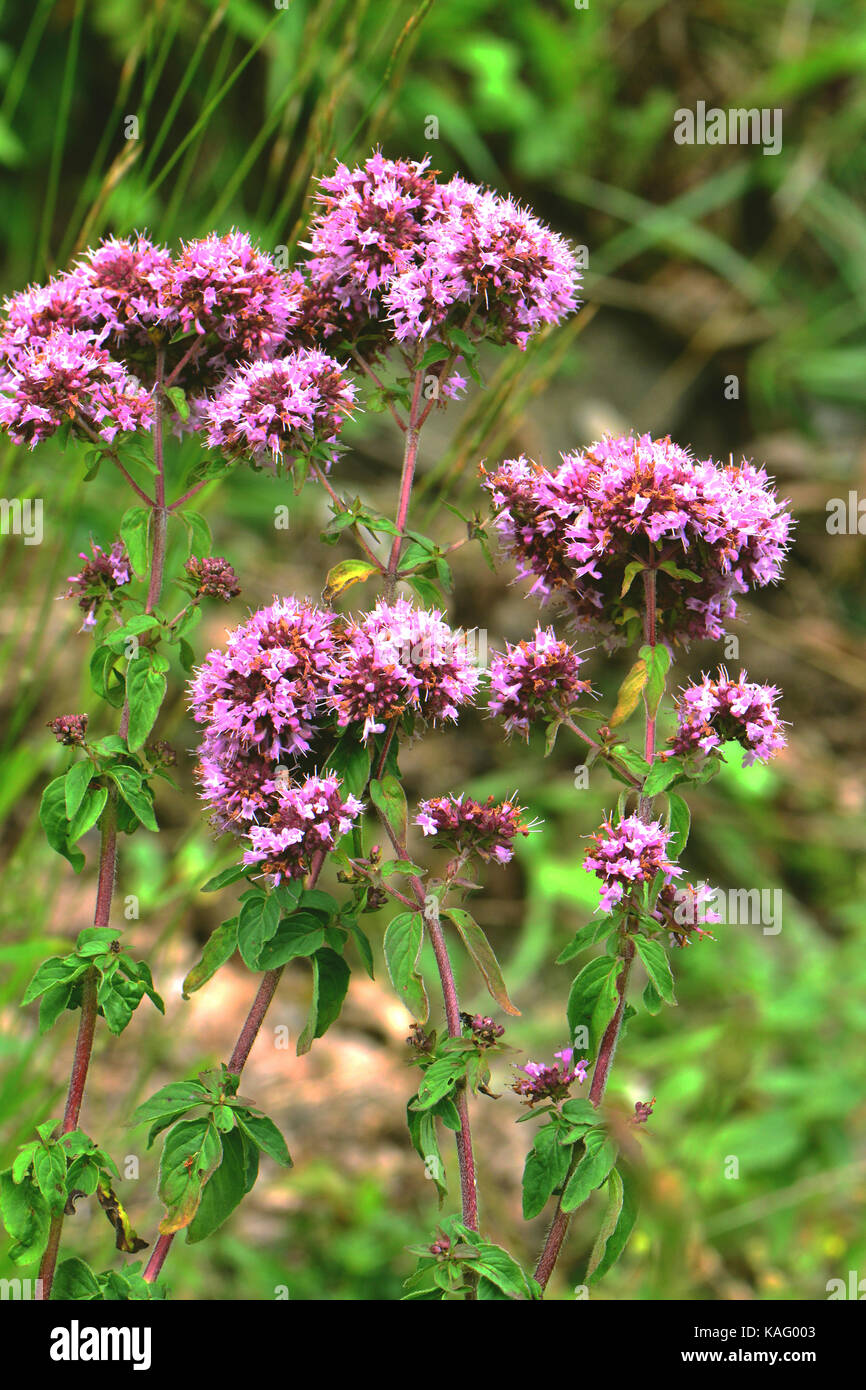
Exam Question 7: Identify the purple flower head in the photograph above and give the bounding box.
[488,626,593,738]
[190,597,340,765]
[0,331,153,448]
[194,738,282,837]
[64,539,131,629]
[584,813,681,914]
[482,433,793,649]
[184,555,241,602]
[243,773,363,884]
[163,232,298,362]
[304,152,440,334]
[201,349,356,470]
[330,598,480,739]
[386,176,579,350]
[0,275,92,359]
[75,235,174,345]
[512,1048,589,1104]
[415,792,537,864]
[665,668,786,767]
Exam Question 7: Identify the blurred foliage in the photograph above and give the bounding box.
[1,0,865,1301]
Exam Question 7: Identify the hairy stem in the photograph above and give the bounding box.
[385,370,424,593]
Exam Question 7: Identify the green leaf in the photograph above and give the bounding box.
[165,385,190,422]
[522,1123,571,1220]
[588,1162,640,1284]
[157,1117,222,1234]
[472,1242,533,1299]
[383,911,428,1021]
[176,508,211,558]
[642,978,663,1015]
[589,965,621,1058]
[182,918,238,998]
[610,657,648,727]
[69,785,108,843]
[200,864,248,893]
[296,949,350,1055]
[442,909,519,1016]
[126,656,166,752]
[559,1098,599,1131]
[89,645,125,707]
[119,506,151,578]
[325,735,371,798]
[560,1129,618,1213]
[413,1055,469,1111]
[235,1113,292,1167]
[39,777,85,872]
[128,1081,210,1128]
[556,916,617,964]
[620,560,645,598]
[634,935,676,1005]
[22,956,84,1006]
[667,792,691,858]
[52,1256,102,1300]
[107,766,158,832]
[33,1144,67,1212]
[254,913,324,970]
[658,559,701,583]
[237,893,281,971]
[585,1167,625,1281]
[639,643,671,720]
[64,761,94,820]
[566,956,618,1049]
[0,1171,50,1265]
[641,759,680,798]
[322,557,379,603]
[370,775,409,843]
[185,1129,257,1245]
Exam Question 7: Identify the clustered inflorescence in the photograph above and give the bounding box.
[65,539,131,629]
[415,793,536,864]
[584,814,682,914]
[190,596,482,881]
[512,1047,589,1104]
[482,432,792,650]
[665,668,787,766]
[487,625,592,738]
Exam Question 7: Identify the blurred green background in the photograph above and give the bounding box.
[1,0,865,1300]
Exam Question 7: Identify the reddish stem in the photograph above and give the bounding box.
[385,370,424,589]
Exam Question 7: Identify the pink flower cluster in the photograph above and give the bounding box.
[0,332,153,448]
[191,596,478,877]
[190,597,340,765]
[512,1047,588,1104]
[487,625,592,738]
[304,151,579,354]
[385,176,579,350]
[331,598,480,740]
[243,774,363,885]
[584,814,682,914]
[64,539,131,629]
[415,793,535,864]
[665,668,786,767]
[202,350,356,469]
[482,433,792,648]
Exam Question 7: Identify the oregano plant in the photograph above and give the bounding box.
[0,152,791,1301]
